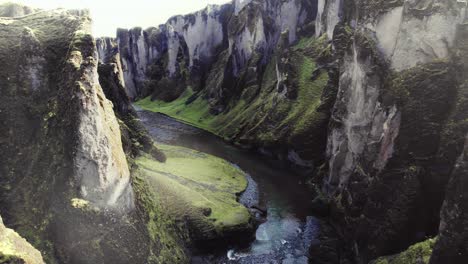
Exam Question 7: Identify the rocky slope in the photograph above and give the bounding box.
[102,0,468,263]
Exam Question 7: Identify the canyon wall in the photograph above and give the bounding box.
[103,0,468,263]
[0,5,184,264]
[99,0,328,166]
[319,0,468,263]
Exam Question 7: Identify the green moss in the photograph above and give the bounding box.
[132,171,189,263]
[136,88,217,133]
[284,54,329,136]
[372,238,436,264]
[135,144,251,241]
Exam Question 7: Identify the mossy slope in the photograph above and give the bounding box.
[135,144,252,243]
[371,238,436,264]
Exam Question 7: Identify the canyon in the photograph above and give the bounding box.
[0,0,467,264]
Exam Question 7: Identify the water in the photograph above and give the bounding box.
[136,109,319,263]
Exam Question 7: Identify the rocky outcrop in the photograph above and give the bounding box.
[97,37,165,161]
[71,30,134,212]
[0,215,44,264]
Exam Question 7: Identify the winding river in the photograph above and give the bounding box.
[136,109,320,264]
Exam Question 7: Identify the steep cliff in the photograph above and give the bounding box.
[0,6,181,264]
[318,0,468,263]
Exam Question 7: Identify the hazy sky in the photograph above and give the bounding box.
[3,0,231,36]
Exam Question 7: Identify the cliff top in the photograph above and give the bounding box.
[0,7,91,80]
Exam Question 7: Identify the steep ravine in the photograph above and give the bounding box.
[0,3,254,264]
[100,0,468,263]
[1,0,468,264]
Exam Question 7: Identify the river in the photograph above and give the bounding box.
[136,109,320,264]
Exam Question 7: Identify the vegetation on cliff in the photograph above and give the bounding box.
[136,32,333,165]
[371,238,436,264]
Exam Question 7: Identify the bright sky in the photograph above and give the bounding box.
[2,0,231,36]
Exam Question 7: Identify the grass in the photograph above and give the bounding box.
[372,238,436,264]
[281,53,329,137]
[135,144,251,240]
[132,170,189,263]
[136,89,217,133]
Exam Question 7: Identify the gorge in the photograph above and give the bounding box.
[0,0,467,263]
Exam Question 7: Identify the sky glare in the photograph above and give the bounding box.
[2,0,231,36]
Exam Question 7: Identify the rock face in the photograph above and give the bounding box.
[318,0,468,263]
[430,135,468,263]
[113,0,313,101]
[0,215,44,264]
[71,32,134,212]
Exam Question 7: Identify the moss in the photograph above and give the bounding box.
[371,238,436,264]
[132,171,189,264]
[135,144,251,242]
[384,60,458,158]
